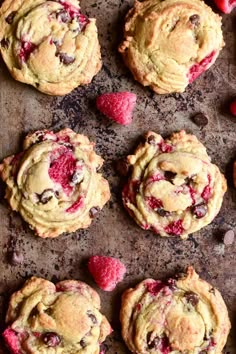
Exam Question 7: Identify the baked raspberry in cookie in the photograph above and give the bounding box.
[122,131,226,239]
[120,266,231,354]
[3,277,111,353]
[0,128,110,238]
[0,0,102,95]
[119,0,224,94]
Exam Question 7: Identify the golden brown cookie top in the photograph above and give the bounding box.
[120,266,231,354]
[0,0,102,95]
[0,128,110,238]
[119,0,224,94]
[3,277,111,353]
[122,131,227,239]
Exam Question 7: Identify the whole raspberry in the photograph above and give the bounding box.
[213,0,236,13]
[96,92,137,125]
[230,100,236,116]
[88,255,126,291]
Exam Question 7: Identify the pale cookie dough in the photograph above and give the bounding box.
[0,128,110,238]
[3,277,112,354]
[122,131,227,239]
[119,0,224,94]
[120,266,231,354]
[0,0,102,95]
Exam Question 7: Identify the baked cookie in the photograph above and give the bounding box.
[0,0,102,95]
[0,128,110,238]
[3,277,112,353]
[120,266,231,354]
[119,0,224,94]
[122,131,226,239]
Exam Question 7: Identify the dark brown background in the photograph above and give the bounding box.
[0,0,235,352]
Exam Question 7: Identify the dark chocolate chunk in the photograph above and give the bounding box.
[5,11,17,24]
[191,203,207,218]
[157,208,171,217]
[209,287,215,295]
[89,207,100,218]
[116,158,130,176]
[223,230,235,245]
[58,53,75,65]
[147,333,160,349]
[164,171,176,181]
[1,38,9,49]
[87,312,98,324]
[42,332,61,347]
[147,135,156,145]
[185,291,199,306]
[189,14,200,26]
[192,112,208,128]
[9,250,24,266]
[39,189,54,204]
[80,339,86,348]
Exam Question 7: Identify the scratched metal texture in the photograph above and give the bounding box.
[0,0,235,353]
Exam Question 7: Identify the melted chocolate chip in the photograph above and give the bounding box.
[116,158,130,176]
[157,208,171,217]
[89,207,100,218]
[1,38,9,49]
[8,250,24,266]
[189,14,200,26]
[80,339,86,348]
[42,332,61,347]
[147,135,156,145]
[191,203,207,218]
[87,312,98,324]
[192,112,208,127]
[58,53,75,65]
[209,287,215,295]
[147,333,161,349]
[39,189,54,204]
[164,171,176,181]
[185,291,199,306]
[5,11,17,24]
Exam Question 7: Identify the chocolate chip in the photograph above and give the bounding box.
[223,230,235,246]
[5,11,17,24]
[80,339,86,348]
[147,333,160,349]
[185,291,199,306]
[8,250,24,266]
[42,332,61,347]
[157,208,171,217]
[1,38,9,49]
[189,14,200,26]
[39,189,54,204]
[116,158,130,176]
[192,112,208,128]
[89,207,100,218]
[58,53,75,65]
[164,171,176,181]
[87,312,97,324]
[191,203,207,218]
[147,135,156,145]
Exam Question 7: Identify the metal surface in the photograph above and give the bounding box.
[0,0,236,353]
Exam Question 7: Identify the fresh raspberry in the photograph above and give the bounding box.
[230,100,236,116]
[96,92,137,125]
[213,0,236,13]
[88,255,126,291]
[2,327,21,354]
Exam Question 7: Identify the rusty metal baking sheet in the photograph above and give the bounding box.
[0,0,236,353]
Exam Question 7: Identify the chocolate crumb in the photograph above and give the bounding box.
[189,14,200,26]
[223,230,234,246]
[89,207,100,218]
[5,11,17,24]
[185,291,199,306]
[192,112,208,128]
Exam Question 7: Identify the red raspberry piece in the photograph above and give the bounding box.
[3,327,21,354]
[188,51,216,83]
[213,0,236,13]
[19,41,37,62]
[146,197,163,210]
[230,100,236,116]
[96,92,137,125]
[66,196,84,213]
[146,280,165,296]
[88,255,126,291]
[164,219,184,236]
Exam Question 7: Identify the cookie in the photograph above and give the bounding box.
[0,0,102,95]
[3,277,112,353]
[119,0,224,94]
[122,131,226,239]
[120,266,231,354]
[0,128,110,238]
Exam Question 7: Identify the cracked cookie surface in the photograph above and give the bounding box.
[119,0,224,94]
[122,131,226,239]
[0,0,102,95]
[0,128,110,238]
[120,266,231,354]
[3,277,111,354]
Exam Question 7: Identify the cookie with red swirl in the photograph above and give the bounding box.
[0,0,102,95]
[120,266,231,354]
[3,277,112,354]
[122,131,226,239]
[0,128,110,238]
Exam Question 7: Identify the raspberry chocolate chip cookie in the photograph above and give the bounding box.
[0,128,110,238]
[0,0,102,95]
[120,266,231,354]
[122,131,226,239]
[3,277,112,353]
[119,0,224,94]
